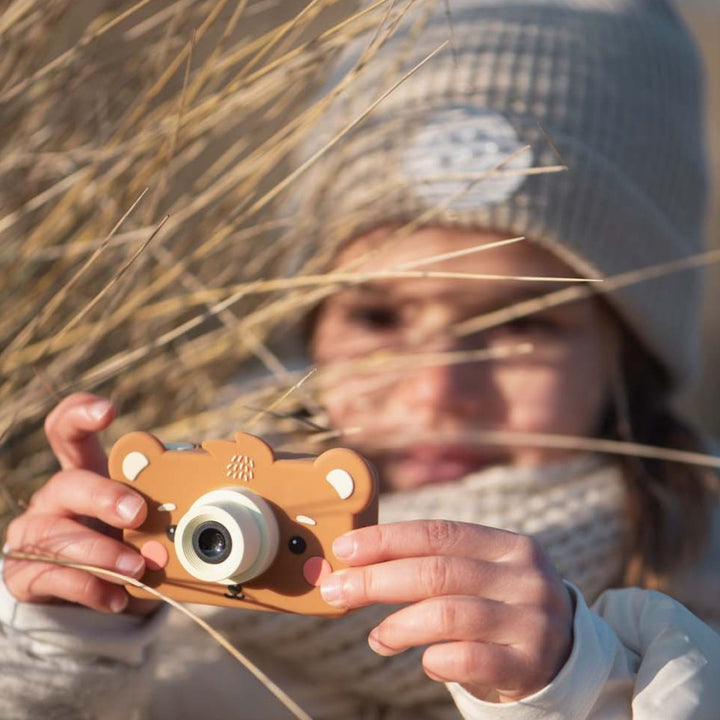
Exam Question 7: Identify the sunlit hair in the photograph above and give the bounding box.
[607,327,718,590]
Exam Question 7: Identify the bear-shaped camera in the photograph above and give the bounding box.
[108,431,378,616]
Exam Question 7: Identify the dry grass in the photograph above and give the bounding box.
[3,3,720,715]
[0,8,390,708]
[1,549,314,719]
[0,0,379,514]
[3,0,720,523]
[0,0,587,512]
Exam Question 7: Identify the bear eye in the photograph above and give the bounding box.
[288,536,307,554]
[166,525,177,541]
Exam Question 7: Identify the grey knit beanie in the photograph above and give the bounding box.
[292,0,708,386]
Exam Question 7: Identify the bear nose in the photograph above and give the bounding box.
[303,556,332,586]
[140,541,169,571]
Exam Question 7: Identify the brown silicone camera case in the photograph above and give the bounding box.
[108,431,378,616]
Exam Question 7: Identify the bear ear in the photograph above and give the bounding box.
[313,447,378,514]
[108,432,166,485]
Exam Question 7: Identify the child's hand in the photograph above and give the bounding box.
[3,394,153,614]
[320,520,573,704]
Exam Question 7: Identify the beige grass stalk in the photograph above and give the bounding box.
[0,551,314,720]
[298,425,720,473]
[0,188,149,363]
[0,0,157,102]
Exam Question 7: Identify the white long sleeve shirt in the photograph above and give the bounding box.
[449,585,720,720]
[1,574,719,720]
[2,463,718,719]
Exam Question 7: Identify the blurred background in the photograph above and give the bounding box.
[1,0,719,514]
[678,0,720,433]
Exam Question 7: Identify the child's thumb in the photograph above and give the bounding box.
[45,393,115,476]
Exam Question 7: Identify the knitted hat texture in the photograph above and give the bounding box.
[294,0,708,385]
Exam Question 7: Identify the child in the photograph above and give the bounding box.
[2,0,719,718]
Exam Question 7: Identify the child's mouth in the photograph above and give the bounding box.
[391,444,500,487]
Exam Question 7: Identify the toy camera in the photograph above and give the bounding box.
[108,431,378,616]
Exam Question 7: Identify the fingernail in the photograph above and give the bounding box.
[424,668,449,683]
[116,552,145,577]
[109,592,129,614]
[116,494,144,523]
[368,630,395,656]
[87,400,112,422]
[320,572,346,607]
[332,534,355,560]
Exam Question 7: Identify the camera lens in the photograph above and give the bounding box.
[192,521,232,564]
[174,487,280,585]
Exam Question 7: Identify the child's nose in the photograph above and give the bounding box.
[396,340,487,419]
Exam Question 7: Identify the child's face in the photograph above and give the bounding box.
[310,226,620,491]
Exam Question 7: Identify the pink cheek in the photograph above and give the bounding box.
[302,556,332,587]
[140,541,169,571]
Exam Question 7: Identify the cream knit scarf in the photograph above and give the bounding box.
[196,455,628,718]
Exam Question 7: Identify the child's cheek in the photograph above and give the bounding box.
[502,366,575,431]
[321,380,375,431]
[502,360,605,439]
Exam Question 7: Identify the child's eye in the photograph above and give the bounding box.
[501,316,557,335]
[349,305,399,330]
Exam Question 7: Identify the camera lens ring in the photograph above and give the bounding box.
[174,488,279,585]
[192,521,232,564]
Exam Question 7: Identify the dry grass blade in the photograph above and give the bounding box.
[317,342,534,379]
[301,426,720,472]
[0,188,150,366]
[180,0,249,103]
[442,0,458,65]
[245,367,317,428]
[241,39,450,220]
[395,236,526,270]
[111,0,235,140]
[467,431,720,471]
[0,169,86,237]
[0,1,37,37]
[145,28,197,223]
[125,268,600,312]
[454,247,720,339]
[0,0,156,102]
[69,284,261,390]
[56,215,169,338]
[358,143,566,252]
[309,344,536,401]
[0,551,314,720]
[233,0,324,82]
[421,165,568,179]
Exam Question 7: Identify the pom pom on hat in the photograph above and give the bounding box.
[291,0,709,387]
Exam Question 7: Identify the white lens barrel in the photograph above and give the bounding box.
[174,488,280,584]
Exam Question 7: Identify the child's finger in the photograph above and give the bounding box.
[368,595,535,656]
[45,393,115,475]
[4,515,146,594]
[320,555,531,609]
[7,563,130,614]
[421,641,542,700]
[332,520,522,565]
[28,469,147,528]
